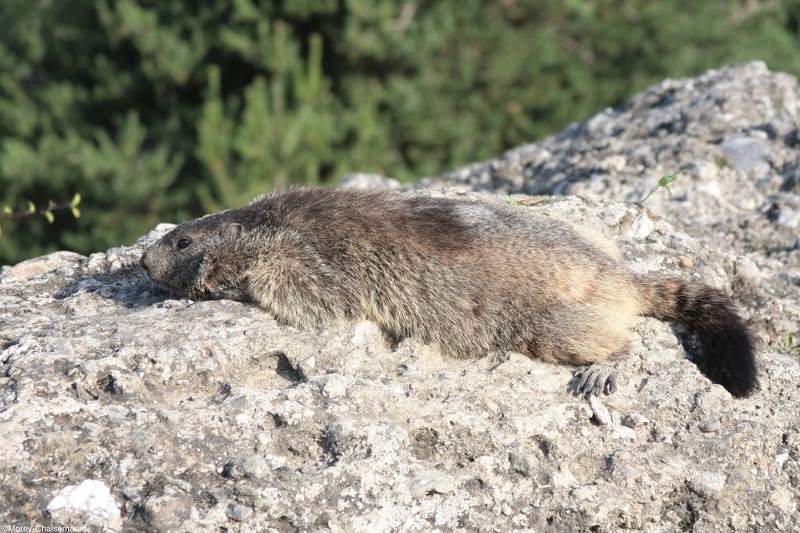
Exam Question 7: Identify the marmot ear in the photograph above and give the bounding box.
[221,223,244,239]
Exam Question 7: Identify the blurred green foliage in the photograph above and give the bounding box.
[1,0,799,264]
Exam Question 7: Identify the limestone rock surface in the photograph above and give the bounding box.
[2,62,799,532]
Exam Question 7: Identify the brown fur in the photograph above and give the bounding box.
[140,187,758,397]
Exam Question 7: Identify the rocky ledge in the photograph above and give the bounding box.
[2,62,799,532]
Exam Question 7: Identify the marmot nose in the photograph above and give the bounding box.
[140,252,149,272]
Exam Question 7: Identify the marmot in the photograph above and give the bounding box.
[140,187,758,398]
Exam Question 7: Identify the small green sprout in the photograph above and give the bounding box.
[640,168,686,203]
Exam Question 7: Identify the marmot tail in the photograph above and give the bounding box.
[635,274,758,398]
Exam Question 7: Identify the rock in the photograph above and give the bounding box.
[698,416,722,433]
[720,136,770,171]
[621,413,650,428]
[687,471,727,499]
[508,450,539,477]
[228,455,272,481]
[409,470,457,498]
[588,395,612,425]
[0,250,84,283]
[142,490,193,532]
[340,172,402,190]
[2,63,800,531]
[612,425,637,440]
[46,480,122,531]
[226,504,254,522]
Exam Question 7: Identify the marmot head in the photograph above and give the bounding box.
[140,214,247,300]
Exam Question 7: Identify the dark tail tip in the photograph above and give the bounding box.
[694,322,758,398]
[680,286,759,398]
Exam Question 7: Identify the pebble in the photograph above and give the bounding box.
[589,395,612,425]
[233,455,271,480]
[687,471,727,498]
[622,413,651,428]
[699,417,722,433]
[612,426,637,440]
[227,504,254,522]
[509,451,539,477]
[409,470,457,498]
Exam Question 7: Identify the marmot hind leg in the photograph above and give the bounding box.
[513,305,634,397]
[518,304,635,364]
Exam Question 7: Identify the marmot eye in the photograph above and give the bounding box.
[177,237,192,250]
